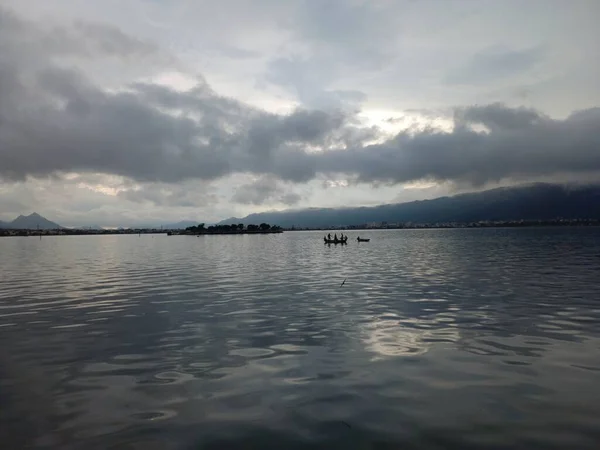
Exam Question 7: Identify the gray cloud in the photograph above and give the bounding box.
[316,104,600,186]
[118,182,218,208]
[0,8,361,185]
[46,21,163,60]
[455,103,544,131]
[264,55,369,110]
[0,196,28,214]
[232,177,301,206]
[258,0,402,109]
[289,0,399,68]
[445,46,544,86]
[1,5,599,195]
[0,6,170,63]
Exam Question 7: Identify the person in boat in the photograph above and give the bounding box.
[328,233,331,240]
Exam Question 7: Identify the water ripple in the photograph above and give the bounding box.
[1,229,600,449]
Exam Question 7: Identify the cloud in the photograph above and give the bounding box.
[454,102,545,131]
[258,0,402,109]
[289,0,399,67]
[264,55,369,110]
[445,46,544,86]
[1,5,600,199]
[0,194,29,215]
[0,9,360,185]
[117,181,218,208]
[315,104,600,186]
[0,6,171,63]
[232,177,301,206]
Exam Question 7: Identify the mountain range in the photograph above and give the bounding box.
[217,183,600,228]
[2,183,600,230]
[0,212,63,230]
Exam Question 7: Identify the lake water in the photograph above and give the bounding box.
[1,228,600,449]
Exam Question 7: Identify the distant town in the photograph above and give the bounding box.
[1,218,599,237]
[286,218,600,231]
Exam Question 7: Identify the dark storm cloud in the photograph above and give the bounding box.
[1,6,599,189]
[316,104,600,186]
[0,7,355,185]
[455,103,544,131]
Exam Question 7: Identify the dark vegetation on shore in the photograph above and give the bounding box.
[182,223,283,235]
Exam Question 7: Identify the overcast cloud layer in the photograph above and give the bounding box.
[0,1,599,226]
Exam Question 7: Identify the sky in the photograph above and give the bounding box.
[0,0,599,227]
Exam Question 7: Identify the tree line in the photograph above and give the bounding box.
[185,223,282,233]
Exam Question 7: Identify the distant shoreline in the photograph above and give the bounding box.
[1,219,599,237]
[0,229,285,237]
[0,229,168,237]
[285,219,600,231]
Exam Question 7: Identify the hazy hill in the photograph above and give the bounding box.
[0,212,63,229]
[217,183,600,228]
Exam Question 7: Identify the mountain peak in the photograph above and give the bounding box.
[0,212,63,230]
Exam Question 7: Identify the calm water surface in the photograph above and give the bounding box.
[1,228,600,449]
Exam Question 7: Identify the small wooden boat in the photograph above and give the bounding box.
[357,237,370,242]
[324,237,348,244]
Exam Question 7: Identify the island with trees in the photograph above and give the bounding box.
[179,223,283,235]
